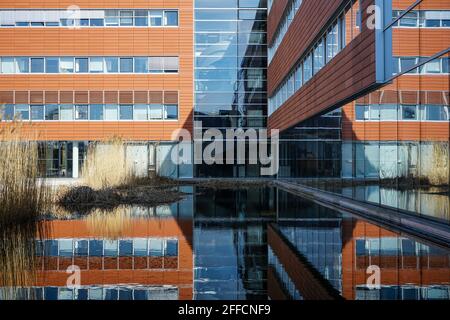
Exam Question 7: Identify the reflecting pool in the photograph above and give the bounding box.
[0,186,449,300]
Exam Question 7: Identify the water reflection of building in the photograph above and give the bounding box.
[268,190,450,300]
[193,187,276,299]
[0,202,194,300]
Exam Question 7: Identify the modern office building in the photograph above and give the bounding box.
[0,0,194,178]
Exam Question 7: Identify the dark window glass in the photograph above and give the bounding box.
[165,240,178,256]
[45,21,59,26]
[31,105,44,120]
[135,16,148,26]
[44,240,58,256]
[44,287,58,300]
[90,104,104,120]
[120,58,133,72]
[75,58,89,73]
[165,105,178,119]
[80,19,89,26]
[355,105,366,120]
[16,22,29,27]
[164,11,178,26]
[119,240,133,256]
[134,57,148,73]
[90,19,104,26]
[31,22,45,27]
[119,105,133,120]
[400,57,418,74]
[402,105,417,120]
[105,57,119,73]
[442,20,450,27]
[425,19,440,27]
[31,58,45,73]
[89,240,103,256]
[45,58,59,73]
[74,240,88,256]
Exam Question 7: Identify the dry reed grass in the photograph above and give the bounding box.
[85,206,133,239]
[0,120,51,226]
[81,138,135,190]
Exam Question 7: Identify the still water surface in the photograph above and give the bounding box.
[0,187,449,300]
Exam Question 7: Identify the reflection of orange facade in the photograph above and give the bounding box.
[35,218,193,300]
[341,220,450,300]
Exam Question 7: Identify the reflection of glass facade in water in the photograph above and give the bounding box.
[194,0,268,177]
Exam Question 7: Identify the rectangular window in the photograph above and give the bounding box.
[90,19,104,27]
[134,104,148,120]
[120,11,133,26]
[80,19,89,27]
[2,104,14,120]
[1,57,15,73]
[89,240,103,256]
[29,58,44,73]
[105,57,119,73]
[15,57,29,73]
[90,104,104,120]
[165,240,178,256]
[425,105,449,121]
[31,22,45,27]
[401,105,418,120]
[400,12,418,27]
[89,57,104,73]
[149,104,163,119]
[120,58,133,72]
[164,11,178,26]
[313,39,325,74]
[164,57,179,73]
[30,105,44,120]
[105,10,119,26]
[164,105,178,120]
[326,23,339,63]
[421,59,441,74]
[134,57,148,73]
[443,20,450,27]
[425,19,440,27]
[355,105,366,120]
[75,105,88,120]
[60,105,74,120]
[149,57,164,73]
[45,57,59,73]
[45,104,59,120]
[15,105,29,120]
[135,10,148,26]
[133,239,148,256]
[369,105,380,120]
[119,105,133,120]
[104,240,118,257]
[379,104,397,120]
[150,10,163,26]
[119,240,133,256]
[75,58,89,73]
[294,64,302,90]
[400,57,418,74]
[60,57,74,73]
[104,104,118,120]
[149,239,163,257]
[303,54,312,82]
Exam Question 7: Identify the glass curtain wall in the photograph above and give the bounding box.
[194,0,268,177]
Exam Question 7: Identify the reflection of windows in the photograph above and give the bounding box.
[15,57,29,73]
[30,58,44,73]
[150,10,163,26]
[45,57,59,73]
[74,240,88,256]
[31,105,44,120]
[75,58,89,73]
[104,240,118,257]
[401,105,417,120]
[59,239,73,257]
[149,239,163,257]
[134,57,148,73]
[164,11,178,26]
[89,104,103,120]
[105,57,119,73]
[120,58,133,73]
[119,240,133,256]
[133,239,148,256]
[15,104,29,120]
[75,105,89,120]
[45,104,59,120]
[89,240,103,256]
[119,105,133,120]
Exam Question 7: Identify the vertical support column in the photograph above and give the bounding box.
[72,142,79,179]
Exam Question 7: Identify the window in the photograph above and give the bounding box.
[164,11,178,26]
[119,105,133,120]
[443,20,450,27]
[16,22,30,27]
[164,57,179,73]
[134,105,148,120]
[15,105,29,120]
[133,239,148,256]
[149,57,164,73]
[134,57,148,73]
[45,105,59,120]
[379,105,397,120]
[89,240,103,256]
[400,12,418,27]
[369,105,380,120]
[424,105,449,121]
[105,57,119,73]
[74,240,88,256]
[355,105,366,120]
[425,19,440,27]
[119,240,133,256]
[326,23,339,63]
[60,105,74,120]
[105,10,119,26]
[60,57,74,73]
[90,19,104,26]
[313,39,325,74]
[90,104,103,120]
[1,104,15,120]
[89,57,104,73]
[294,64,302,90]
[134,10,148,26]
[165,105,178,120]
[120,11,133,26]
[421,59,441,74]
[104,240,118,257]
[31,22,45,27]
[1,57,15,73]
[80,19,89,27]
[59,240,73,257]
[165,240,178,256]
[150,10,163,26]
[15,57,29,73]
[75,105,88,120]
[149,239,163,256]
[45,58,59,73]
[120,58,133,72]
[149,104,163,119]
[105,104,118,120]
[401,105,417,120]
[75,58,89,73]
[31,105,44,120]
[400,57,418,74]
[303,54,312,82]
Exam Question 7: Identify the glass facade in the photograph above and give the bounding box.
[194,0,268,177]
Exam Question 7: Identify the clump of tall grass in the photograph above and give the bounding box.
[0,121,51,226]
[85,206,133,239]
[81,138,135,190]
